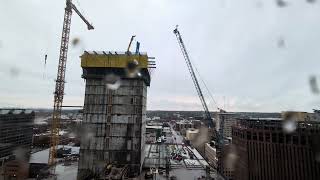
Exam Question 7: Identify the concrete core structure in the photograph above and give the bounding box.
[77,51,152,179]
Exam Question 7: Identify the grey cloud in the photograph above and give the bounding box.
[1,0,320,112]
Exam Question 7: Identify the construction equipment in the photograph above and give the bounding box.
[173,26,213,127]
[135,41,140,54]
[127,35,136,53]
[48,0,94,167]
[173,26,225,172]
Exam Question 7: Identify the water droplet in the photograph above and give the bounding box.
[81,125,95,144]
[104,74,121,90]
[9,66,20,78]
[309,76,319,94]
[282,119,297,133]
[255,1,264,8]
[68,132,76,138]
[12,147,28,161]
[126,59,140,77]
[71,37,80,47]
[277,37,286,48]
[276,0,288,7]
[306,0,317,4]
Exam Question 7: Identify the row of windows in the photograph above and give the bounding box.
[104,138,140,150]
[233,130,315,145]
[247,143,320,180]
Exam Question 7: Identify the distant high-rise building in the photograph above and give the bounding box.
[0,109,35,179]
[214,112,282,140]
[232,117,320,180]
[77,51,153,179]
[215,112,237,138]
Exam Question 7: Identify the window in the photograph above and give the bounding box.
[135,117,140,124]
[107,105,112,114]
[106,125,111,136]
[272,133,277,143]
[106,138,109,149]
[265,133,270,142]
[286,135,291,144]
[135,130,140,136]
[279,133,284,143]
[259,132,263,141]
[253,133,257,140]
[107,95,112,104]
[301,135,306,145]
[293,136,298,145]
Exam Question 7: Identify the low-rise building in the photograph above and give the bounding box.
[204,142,217,168]
[186,128,199,141]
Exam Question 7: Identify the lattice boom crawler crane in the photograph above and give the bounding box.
[173,26,225,169]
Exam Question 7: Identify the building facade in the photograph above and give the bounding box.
[232,117,320,180]
[215,112,237,139]
[78,51,152,179]
[0,109,35,179]
[204,142,217,168]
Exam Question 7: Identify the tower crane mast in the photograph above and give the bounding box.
[49,0,94,166]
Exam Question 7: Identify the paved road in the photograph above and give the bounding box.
[170,125,184,144]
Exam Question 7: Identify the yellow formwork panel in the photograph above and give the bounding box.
[81,53,148,68]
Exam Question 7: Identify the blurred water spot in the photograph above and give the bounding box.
[282,112,297,133]
[283,120,296,133]
[224,145,238,169]
[255,1,264,8]
[71,37,80,47]
[126,59,140,78]
[306,0,317,3]
[276,0,288,7]
[104,74,121,90]
[81,125,94,143]
[309,76,319,94]
[68,132,76,138]
[13,147,28,161]
[277,37,286,48]
[9,66,20,78]
[192,127,210,150]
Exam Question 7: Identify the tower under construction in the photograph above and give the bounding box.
[77,51,153,179]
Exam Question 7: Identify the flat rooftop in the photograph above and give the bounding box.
[81,51,149,69]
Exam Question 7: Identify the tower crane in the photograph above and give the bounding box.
[173,26,225,171]
[49,0,94,167]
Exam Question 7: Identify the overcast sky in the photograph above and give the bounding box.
[0,0,320,112]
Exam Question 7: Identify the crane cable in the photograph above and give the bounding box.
[189,58,220,110]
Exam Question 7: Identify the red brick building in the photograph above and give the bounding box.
[232,118,320,180]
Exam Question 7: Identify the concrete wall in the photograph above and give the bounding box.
[78,78,147,178]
